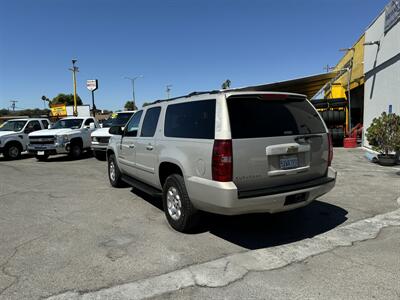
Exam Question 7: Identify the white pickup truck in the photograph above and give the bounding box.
[91,111,135,160]
[28,116,99,160]
[0,118,50,160]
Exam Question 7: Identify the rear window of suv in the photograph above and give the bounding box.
[227,95,325,139]
[164,99,216,139]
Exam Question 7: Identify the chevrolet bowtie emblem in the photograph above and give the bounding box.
[287,146,299,154]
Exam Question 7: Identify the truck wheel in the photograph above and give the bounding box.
[69,143,82,159]
[4,143,22,160]
[162,174,199,233]
[94,150,106,161]
[108,154,125,187]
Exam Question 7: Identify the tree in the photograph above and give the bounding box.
[50,93,83,106]
[124,101,137,111]
[221,79,231,90]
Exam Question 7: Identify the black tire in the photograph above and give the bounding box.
[321,111,328,123]
[3,143,22,160]
[328,110,334,125]
[108,154,125,187]
[69,143,82,159]
[162,174,199,233]
[339,110,346,123]
[94,150,106,161]
[35,153,49,161]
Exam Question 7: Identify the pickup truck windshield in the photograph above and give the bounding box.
[103,113,134,128]
[52,119,83,129]
[0,120,27,132]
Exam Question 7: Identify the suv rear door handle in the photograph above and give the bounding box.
[146,145,154,151]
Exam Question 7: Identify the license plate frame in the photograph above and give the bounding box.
[279,155,299,170]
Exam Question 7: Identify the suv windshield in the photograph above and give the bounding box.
[103,113,134,128]
[227,95,325,139]
[52,119,83,129]
[0,120,27,132]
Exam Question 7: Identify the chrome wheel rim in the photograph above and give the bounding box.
[9,146,19,158]
[109,161,116,181]
[167,186,182,221]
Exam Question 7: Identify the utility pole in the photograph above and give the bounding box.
[69,59,79,116]
[166,85,172,99]
[339,47,355,133]
[10,100,18,112]
[124,75,143,110]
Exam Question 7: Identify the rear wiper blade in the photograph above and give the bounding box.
[294,134,323,141]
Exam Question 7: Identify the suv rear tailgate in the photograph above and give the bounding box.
[226,94,329,193]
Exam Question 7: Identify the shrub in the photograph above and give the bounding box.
[366,112,400,155]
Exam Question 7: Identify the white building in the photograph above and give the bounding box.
[363,0,400,148]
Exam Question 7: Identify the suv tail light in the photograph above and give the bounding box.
[212,140,233,182]
[328,133,333,166]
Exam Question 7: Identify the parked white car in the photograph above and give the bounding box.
[28,116,99,160]
[91,111,135,160]
[0,118,50,160]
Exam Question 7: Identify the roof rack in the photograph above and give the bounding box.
[149,90,220,106]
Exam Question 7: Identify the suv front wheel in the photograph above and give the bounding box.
[162,174,199,232]
[108,154,125,187]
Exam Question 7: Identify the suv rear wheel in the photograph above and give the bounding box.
[162,174,199,232]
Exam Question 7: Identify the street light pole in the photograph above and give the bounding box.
[124,75,143,109]
[69,59,79,116]
[166,85,172,99]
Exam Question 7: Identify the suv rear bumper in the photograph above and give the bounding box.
[186,167,337,215]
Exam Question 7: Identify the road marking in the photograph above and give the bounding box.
[47,208,400,300]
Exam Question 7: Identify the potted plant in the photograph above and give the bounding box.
[366,112,400,166]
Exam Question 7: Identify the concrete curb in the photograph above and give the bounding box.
[47,208,400,300]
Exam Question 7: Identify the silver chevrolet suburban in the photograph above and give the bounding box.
[107,91,336,232]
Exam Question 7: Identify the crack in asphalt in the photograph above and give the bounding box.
[0,235,45,296]
[45,208,400,300]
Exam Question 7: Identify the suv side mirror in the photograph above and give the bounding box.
[24,128,33,134]
[89,122,95,129]
[109,126,123,135]
[48,125,52,129]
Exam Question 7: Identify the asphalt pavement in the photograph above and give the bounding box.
[0,148,399,300]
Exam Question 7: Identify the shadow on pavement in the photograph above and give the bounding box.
[0,153,33,161]
[203,201,348,249]
[131,188,348,250]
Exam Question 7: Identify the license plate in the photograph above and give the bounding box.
[280,155,299,170]
[37,151,45,156]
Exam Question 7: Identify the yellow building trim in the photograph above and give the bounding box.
[325,34,365,97]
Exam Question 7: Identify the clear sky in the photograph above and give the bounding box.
[0,0,388,111]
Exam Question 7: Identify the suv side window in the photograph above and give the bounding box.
[164,100,216,139]
[41,120,49,129]
[125,110,143,137]
[140,107,161,137]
